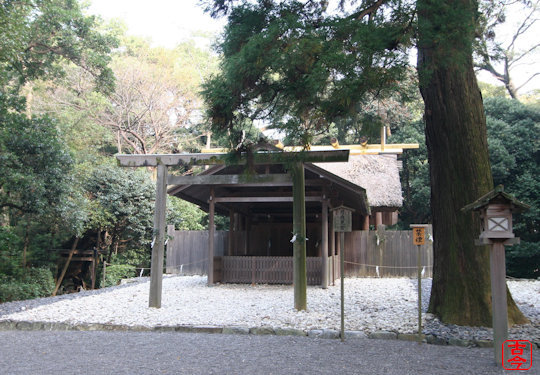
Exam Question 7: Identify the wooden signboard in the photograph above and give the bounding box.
[410,224,429,342]
[333,206,353,232]
[412,227,425,245]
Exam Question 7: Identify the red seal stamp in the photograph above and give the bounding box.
[503,340,533,370]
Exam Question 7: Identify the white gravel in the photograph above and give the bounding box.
[1,276,538,338]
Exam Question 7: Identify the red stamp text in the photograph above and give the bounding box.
[503,340,533,371]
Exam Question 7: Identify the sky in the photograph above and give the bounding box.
[87,0,538,94]
[87,0,225,48]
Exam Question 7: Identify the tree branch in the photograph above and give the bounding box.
[516,72,540,91]
[347,0,388,21]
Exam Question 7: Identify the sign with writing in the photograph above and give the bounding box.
[412,227,425,245]
[332,206,353,232]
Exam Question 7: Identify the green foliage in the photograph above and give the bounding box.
[0,267,55,303]
[506,242,539,279]
[392,120,431,227]
[0,0,117,94]
[0,2,222,290]
[478,81,508,99]
[202,0,415,146]
[83,164,155,261]
[0,101,73,215]
[167,196,205,230]
[0,226,22,277]
[394,97,539,277]
[32,67,114,157]
[100,264,136,288]
[484,97,539,278]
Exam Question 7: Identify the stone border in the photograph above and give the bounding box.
[0,320,537,350]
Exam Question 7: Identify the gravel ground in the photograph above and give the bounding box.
[0,276,538,344]
[1,330,539,375]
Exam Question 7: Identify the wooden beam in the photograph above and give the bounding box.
[69,257,96,262]
[117,153,227,167]
[228,210,234,256]
[322,199,329,289]
[116,150,349,167]
[149,164,167,308]
[168,173,292,186]
[213,196,322,203]
[330,213,336,285]
[208,188,215,286]
[491,242,509,366]
[52,237,79,296]
[91,249,97,290]
[203,144,419,155]
[291,162,307,311]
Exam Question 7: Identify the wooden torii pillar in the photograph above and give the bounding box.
[117,150,349,310]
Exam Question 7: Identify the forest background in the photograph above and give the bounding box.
[0,0,538,302]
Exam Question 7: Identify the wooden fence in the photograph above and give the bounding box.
[342,229,433,278]
[221,256,323,285]
[166,226,433,280]
[165,229,226,275]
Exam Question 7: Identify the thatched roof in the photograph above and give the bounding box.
[314,154,403,208]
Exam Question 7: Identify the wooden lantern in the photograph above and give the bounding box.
[462,185,529,367]
[462,185,529,244]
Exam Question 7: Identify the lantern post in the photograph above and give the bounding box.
[462,185,529,367]
[410,224,429,342]
[331,205,354,342]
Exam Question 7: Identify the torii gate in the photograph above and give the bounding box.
[116,150,349,310]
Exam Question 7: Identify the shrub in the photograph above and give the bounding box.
[506,242,540,279]
[0,267,55,303]
[101,264,136,288]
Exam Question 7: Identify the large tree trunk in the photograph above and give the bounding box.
[417,0,526,326]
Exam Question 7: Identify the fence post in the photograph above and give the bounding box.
[321,199,329,289]
[149,163,168,308]
[376,225,386,277]
[166,225,175,274]
[208,188,215,285]
[102,261,106,286]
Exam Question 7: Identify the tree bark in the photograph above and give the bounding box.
[417,0,526,326]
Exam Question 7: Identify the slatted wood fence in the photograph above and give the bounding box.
[342,229,433,278]
[221,256,323,285]
[165,229,226,275]
[166,226,433,280]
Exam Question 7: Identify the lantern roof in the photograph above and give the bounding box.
[330,205,355,212]
[462,185,530,213]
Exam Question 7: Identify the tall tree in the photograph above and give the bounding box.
[0,0,116,276]
[474,0,539,100]
[417,0,525,326]
[393,95,539,278]
[202,1,414,146]
[0,0,116,95]
[203,0,528,324]
[87,37,216,154]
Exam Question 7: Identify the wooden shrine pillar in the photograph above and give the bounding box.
[375,211,383,228]
[321,199,329,289]
[228,210,234,256]
[291,162,307,310]
[362,215,370,231]
[208,188,215,285]
[149,163,168,308]
[330,212,336,285]
[245,214,251,255]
